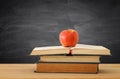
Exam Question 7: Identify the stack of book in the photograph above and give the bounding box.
[30,44,110,73]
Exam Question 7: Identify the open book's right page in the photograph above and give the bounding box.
[72,44,110,55]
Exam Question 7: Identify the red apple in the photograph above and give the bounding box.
[59,29,79,47]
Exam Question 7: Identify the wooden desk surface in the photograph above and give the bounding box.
[0,64,120,79]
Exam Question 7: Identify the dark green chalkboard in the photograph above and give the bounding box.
[0,0,120,63]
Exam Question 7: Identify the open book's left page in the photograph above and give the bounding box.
[31,46,70,55]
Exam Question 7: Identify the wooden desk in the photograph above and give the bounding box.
[0,64,120,79]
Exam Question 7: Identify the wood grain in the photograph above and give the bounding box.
[0,64,119,79]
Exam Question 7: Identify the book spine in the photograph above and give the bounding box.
[35,63,99,73]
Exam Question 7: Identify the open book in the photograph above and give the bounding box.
[30,44,110,56]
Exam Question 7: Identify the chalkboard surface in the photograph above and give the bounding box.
[0,0,120,63]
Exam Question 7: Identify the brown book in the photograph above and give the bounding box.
[40,56,100,63]
[31,44,110,56]
[35,62,99,73]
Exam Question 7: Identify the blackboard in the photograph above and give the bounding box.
[0,0,120,63]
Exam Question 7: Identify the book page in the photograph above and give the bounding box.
[31,46,70,55]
